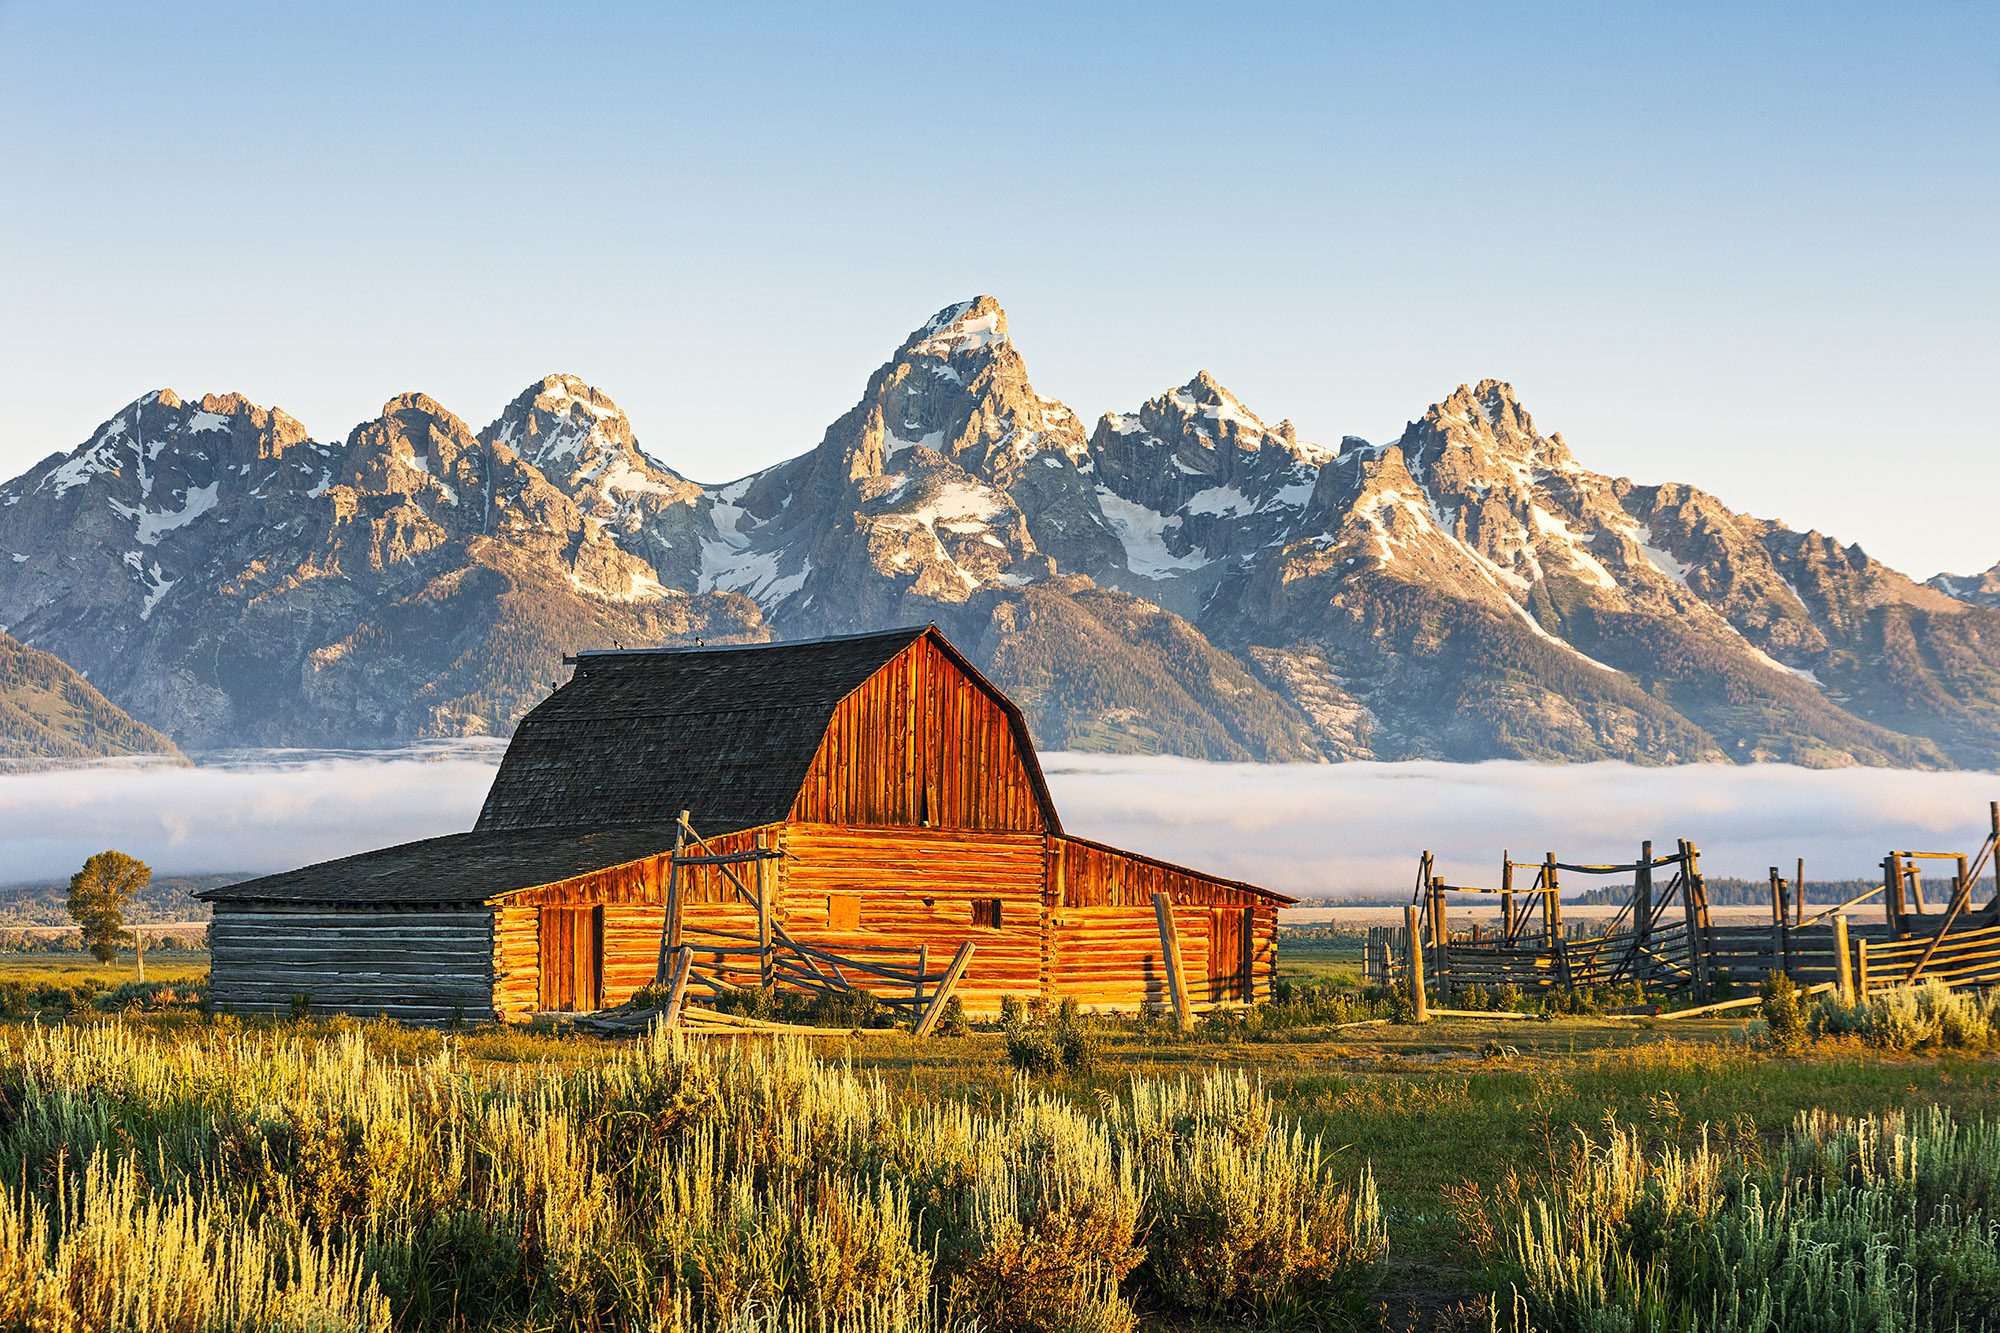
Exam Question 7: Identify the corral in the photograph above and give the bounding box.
[1366,806,2000,1013]
[199,626,1287,1022]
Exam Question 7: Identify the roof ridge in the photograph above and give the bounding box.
[566,624,932,664]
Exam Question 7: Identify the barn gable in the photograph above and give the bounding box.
[792,629,1055,831]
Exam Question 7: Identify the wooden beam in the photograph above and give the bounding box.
[1153,892,1193,1027]
[1404,903,1429,1024]
[1832,913,1854,1005]
[912,941,975,1038]
[1679,839,1707,998]
[1635,840,1654,952]
[1800,882,1886,930]
[1657,982,1835,1021]
[669,849,784,867]
[660,946,693,1030]
[654,810,688,984]
[1885,854,1906,934]
[755,832,773,988]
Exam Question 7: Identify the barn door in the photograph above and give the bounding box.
[538,906,603,1011]
[1208,907,1253,1002]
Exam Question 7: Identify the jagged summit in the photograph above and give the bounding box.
[905,295,1009,358]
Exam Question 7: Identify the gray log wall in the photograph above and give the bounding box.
[208,906,497,1023]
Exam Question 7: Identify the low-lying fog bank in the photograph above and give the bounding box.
[2,750,1994,894]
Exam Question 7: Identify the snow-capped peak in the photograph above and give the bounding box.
[907,296,1009,359]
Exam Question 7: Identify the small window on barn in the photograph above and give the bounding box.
[827,894,861,931]
[972,898,1002,929]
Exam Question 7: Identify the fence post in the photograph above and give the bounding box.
[1832,913,1854,1004]
[755,832,773,988]
[1153,893,1193,1027]
[1404,903,1429,1023]
[1855,937,1871,996]
[1430,877,1450,997]
[1635,840,1654,956]
[654,809,689,985]
[1884,855,1905,934]
[1544,853,1562,940]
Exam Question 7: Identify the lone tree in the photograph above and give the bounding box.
[68,850,151,969]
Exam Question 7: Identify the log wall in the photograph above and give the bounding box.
[792,636,1046,831]
[209,906,496,1024]
[1047,837,1276,1006]
[494,826,773,1018]
[777,823,1047,1016]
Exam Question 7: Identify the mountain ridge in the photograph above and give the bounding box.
[4,295,1995,770]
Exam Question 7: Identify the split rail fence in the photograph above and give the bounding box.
[1365,803,2000,1007]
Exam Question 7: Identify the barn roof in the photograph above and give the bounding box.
[198,823,701,906]
[202,625,1062,907]
[473,625,1057,832]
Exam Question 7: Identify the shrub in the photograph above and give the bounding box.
[1123,1070,1386,1326]
[934,1099,1144,1333]
[1002,997,1098,1076]
[713,984,896,1029]
[1757,971,1808,1052]
[1812,981,2000,1053]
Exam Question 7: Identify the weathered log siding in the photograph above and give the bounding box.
[778,824,1046,1016]
[1048,906,1212,1011]
[208,906,496,1023]
[793,636,1044,831]
[493,829,772,1017]
[1049,837,1276,1006]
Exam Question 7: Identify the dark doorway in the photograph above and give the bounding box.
[538,905,603,1011]
[1209,907,1253,1002]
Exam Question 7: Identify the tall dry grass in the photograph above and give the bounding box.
[0,1020,1383,1331]
[1498,1105,2000,1331]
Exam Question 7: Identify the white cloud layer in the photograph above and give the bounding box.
[1044,756,2000,895]
[4,750,1997,894]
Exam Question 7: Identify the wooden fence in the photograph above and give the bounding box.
[1366,911,2000,999]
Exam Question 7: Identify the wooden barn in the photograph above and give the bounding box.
[201,626,1290,1024]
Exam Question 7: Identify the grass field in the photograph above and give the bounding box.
[1,941,1996,1330]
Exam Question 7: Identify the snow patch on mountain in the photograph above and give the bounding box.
[1096,489,1210,577]
[111,481,222,545]
[912,305,1003,357]
[1632,522,1693,588]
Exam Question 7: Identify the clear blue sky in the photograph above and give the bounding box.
[2,1,1994,576]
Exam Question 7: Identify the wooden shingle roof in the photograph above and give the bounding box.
[198,824,698,906]
[474,626,942,831]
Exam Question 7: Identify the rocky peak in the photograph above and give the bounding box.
[1931,562,2000,607]
[832,296,1088,489]
[903,295,1011,359]
[1401,379,1577,482]
[481,375,699,521]
[1079,374,1326,599]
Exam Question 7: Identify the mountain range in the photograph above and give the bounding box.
[4,295,1998,769]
